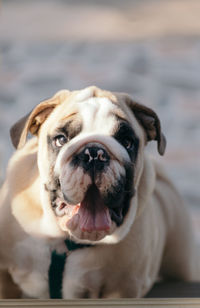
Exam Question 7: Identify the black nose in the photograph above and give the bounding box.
[72,145,110,173]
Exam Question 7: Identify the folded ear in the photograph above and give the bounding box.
[125,95,166,155]
[10,90,70,149]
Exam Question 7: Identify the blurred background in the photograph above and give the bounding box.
[0,0,199,221]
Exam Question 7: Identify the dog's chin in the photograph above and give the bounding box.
[55,185,120,242]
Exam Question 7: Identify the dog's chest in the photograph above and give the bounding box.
[9,237,67,298]
[61,244,129,299]
[9,237,102,299]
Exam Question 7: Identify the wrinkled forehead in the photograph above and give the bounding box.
[48,94,126,134]
[46,87,141,137]
[77,96,123,134]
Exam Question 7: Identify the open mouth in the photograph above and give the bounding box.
[55,185,123,233]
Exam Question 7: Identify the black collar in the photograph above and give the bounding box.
[48,239,91,299]
[65,239,91,251]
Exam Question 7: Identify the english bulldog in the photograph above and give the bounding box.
[0,86,199,299]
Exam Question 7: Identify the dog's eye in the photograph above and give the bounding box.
[53,135,67,148]
[122,137,134,150]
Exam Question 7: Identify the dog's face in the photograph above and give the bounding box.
[10,86,166,244]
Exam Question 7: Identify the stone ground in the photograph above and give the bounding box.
[0,0,200,225]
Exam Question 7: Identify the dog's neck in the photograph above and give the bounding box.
[136,154,156,218]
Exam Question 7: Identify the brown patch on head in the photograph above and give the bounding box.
[61,114,83,141]
[10,90,71,149]
[60,112,78,122]
[46,110,83,144]
[92,86,117,103]
[110,107,127,122]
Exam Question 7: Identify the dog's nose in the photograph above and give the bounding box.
[74,145,110,172]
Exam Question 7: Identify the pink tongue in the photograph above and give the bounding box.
[79,186,111,232]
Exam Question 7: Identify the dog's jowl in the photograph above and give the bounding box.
[0,86,199,299]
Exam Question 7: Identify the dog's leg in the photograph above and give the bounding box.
[160,215,200,281]
[157,184,200,281]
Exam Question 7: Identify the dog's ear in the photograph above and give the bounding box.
[125,96,166,155]
[10,90,70,149]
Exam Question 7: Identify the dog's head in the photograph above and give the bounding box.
[10,86,166,244]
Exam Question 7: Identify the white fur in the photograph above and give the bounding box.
[60,164,92,205]
[75,87,95,102]
[79,97,117,134]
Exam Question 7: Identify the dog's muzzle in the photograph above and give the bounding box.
[52,139,133,242]
[71,144,110,176]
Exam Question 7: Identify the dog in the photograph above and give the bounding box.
[0,86,199,298]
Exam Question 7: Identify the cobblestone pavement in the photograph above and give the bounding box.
[0,0,200,217]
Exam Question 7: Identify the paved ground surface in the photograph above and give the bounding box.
[0,0,199,221]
